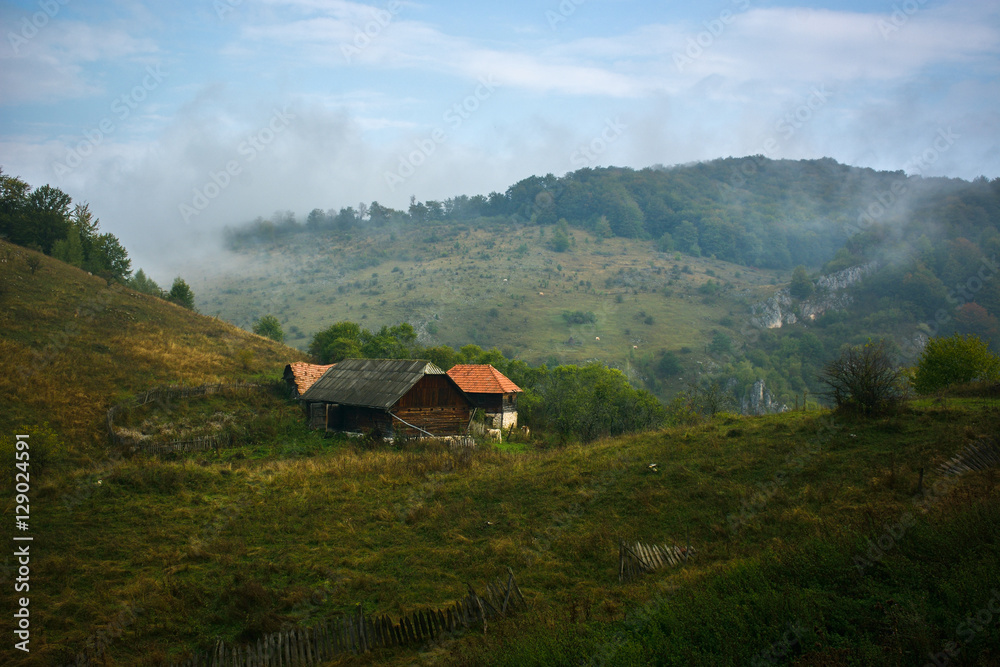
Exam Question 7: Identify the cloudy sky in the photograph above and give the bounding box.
[1,0,998,275]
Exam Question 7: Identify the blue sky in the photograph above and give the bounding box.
[1,0,999,274]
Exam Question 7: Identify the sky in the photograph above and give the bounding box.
[1,0,999,277]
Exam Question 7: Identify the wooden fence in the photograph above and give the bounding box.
[106,382,264,454]
[938,438,1000,477]
[169,570,525,666]
[619,541,694,582]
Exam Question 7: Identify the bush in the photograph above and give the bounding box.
[819,340,907,416]
[656,351,682,378]
[913,333,1000,393]
[252,315,284,343]
[562,310,597,325]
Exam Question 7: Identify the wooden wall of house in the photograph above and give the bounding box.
[308,403,325,429]
[392,406,470,436]
[397,375,469,409]
[330,405,394,434]
[466,393,518,413]
[392,376,471,436]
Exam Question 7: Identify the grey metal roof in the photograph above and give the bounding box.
[299,358,446,409]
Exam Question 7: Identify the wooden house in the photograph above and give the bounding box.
[299,358,472,438]
[446,364,522,431]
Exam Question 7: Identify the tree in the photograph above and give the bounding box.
[674,220,700,256]
[593,215,612,239]
[0,169,31,244]
[360,323,417,359]
[253,315,284,343]
[88,233,131,280]
[548,219,571,252]
[51,226,85,267]
[309,321,363,363]
[819,339,906,416]
[128,269,162,296]
[168,277,195,310]
[656,232,674,253]
[305,208,328,231]
[334,207,357,231]
[789,265,814,299]
[913,334,1000,393]
[686,377,737,416]
[528,363,664,442]
[709,331,733,356]
[953,303,1000,344]
[656,351,682,378]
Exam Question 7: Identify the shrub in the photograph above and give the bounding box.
[819,340,907,416]
[656,351,682,378]
[252,315,284,343]
[562,310,597,325]
[913,334,1000,393]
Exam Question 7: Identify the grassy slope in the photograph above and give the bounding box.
[184,224,782,391]
[2,241,999,666]
[0,241,306,454]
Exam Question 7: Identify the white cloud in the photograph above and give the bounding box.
[0,20,158,104]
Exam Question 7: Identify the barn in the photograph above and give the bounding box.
[299,358,473,438]
[446,364,522,431]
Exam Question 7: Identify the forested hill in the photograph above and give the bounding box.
[224,156,994,270]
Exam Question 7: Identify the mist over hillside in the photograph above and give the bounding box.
[188,156,1000,409]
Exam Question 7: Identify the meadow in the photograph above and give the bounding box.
[2,241,999,666]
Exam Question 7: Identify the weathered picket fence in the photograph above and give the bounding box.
[106,382,263,454]
[168,570,525,666]
[938,438,1000,477]
[619,540,694,582]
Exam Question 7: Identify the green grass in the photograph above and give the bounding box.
[185,223,779,396]
[3,240,1000,666]
[6,398,999,665]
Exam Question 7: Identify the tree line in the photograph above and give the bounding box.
[222,156,995,270]
[0,168,197,309]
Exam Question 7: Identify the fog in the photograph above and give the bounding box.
[1,0,998,282]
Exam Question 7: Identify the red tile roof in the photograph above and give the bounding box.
[285,362,335,395]
[447,364,522,394]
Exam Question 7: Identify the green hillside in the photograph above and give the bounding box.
[187,223,780,397]
[191,157,1000,409]
[0,240,305,456]
[2,240,999,666]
